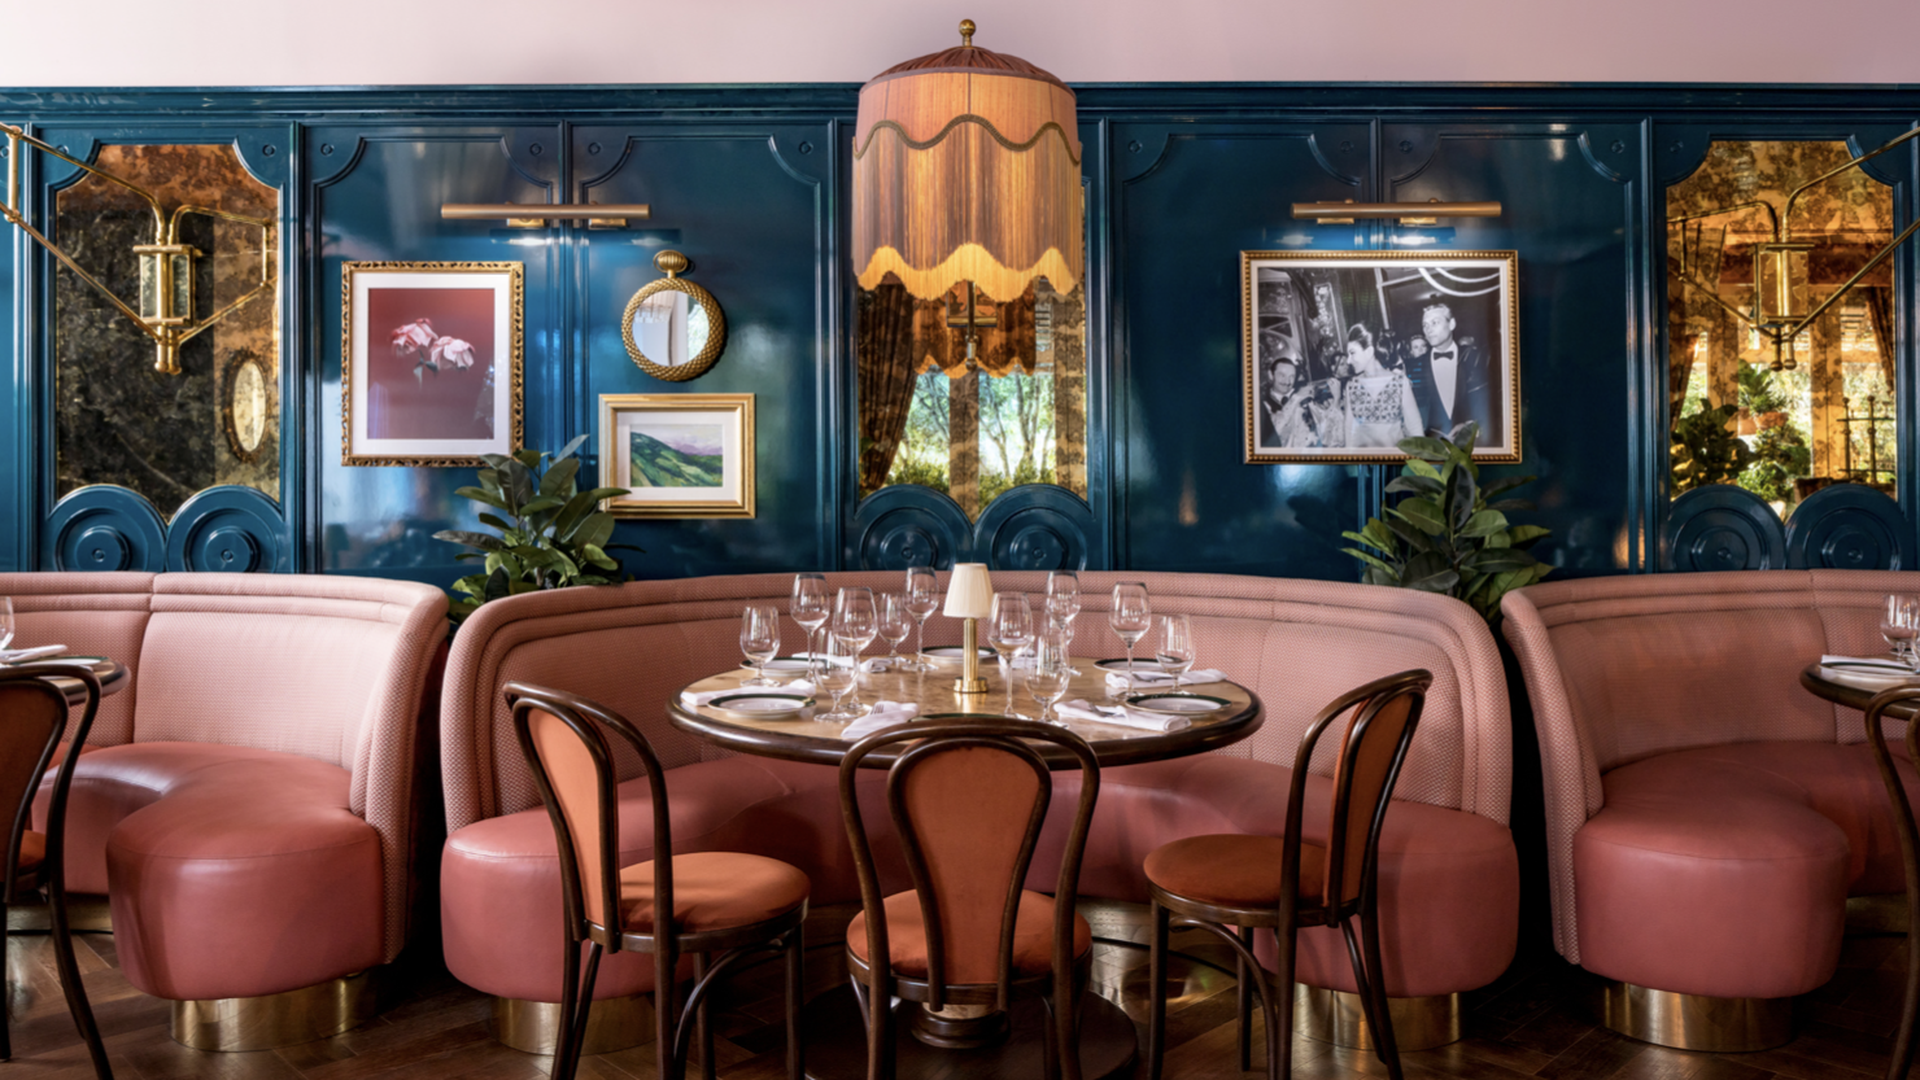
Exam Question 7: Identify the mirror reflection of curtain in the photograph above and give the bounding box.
[1668,257,1693,417]
[1865,286,1896,391]
[857,280,919,492]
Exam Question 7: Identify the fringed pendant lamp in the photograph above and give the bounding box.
[852,18,1084,304]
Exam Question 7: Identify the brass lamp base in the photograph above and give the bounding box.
[953,617,989,696]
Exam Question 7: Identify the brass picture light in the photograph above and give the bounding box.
[0,124,276,375]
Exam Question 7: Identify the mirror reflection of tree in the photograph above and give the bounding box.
[1667,140,1896,515]
[857,274,1087,516]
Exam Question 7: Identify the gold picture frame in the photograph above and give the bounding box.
[622,250,727,382]
[341,261,524,467]
[599,393,755,518]
[1242,250,1521,464]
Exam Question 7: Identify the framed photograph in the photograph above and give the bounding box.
[1242,250,1520,464]
[341,261,523,466]
[598,393,756,518]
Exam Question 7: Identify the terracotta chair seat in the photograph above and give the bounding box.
[54,742,383,1001]
[613,852,811,933]
[1575,741,1919,999]
[1143,835,1325,908]
[16,832,46,877]
[847,890,1093,979]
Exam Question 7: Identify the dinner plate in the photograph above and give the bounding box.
[1096,658,1166,674]
[706,693,815,720]
[1125,692,1229,715]
[922,646,996,665]
[741,657,814,676]
[1819,666,1918,691]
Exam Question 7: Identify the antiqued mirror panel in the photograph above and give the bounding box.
[54,144,281,515]
[1667,140,1896,515]
[857,275,1088,517]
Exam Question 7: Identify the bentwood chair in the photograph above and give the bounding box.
[1860,684,1920,1080]
[840,718,1100,1080]
[0,661,111,1078]
[506,682,810,1080]
[1144,669,1431,1080]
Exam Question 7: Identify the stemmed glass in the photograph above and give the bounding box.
[791,573,830,667]
[1156,613,1197,694]
[0,596,14,654]
[988,592,1034,682]
[1109,582,1152,693]
[834,587,878,711]
[740,604,782,686]
[878,593,912,668]
[1046,571,1081,644]
[1885,594,1920,671]
[1026,629,1074,724]
[814,634,861,721]
[904,567,940,671]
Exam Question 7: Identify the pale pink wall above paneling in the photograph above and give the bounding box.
[8,0,1920,87]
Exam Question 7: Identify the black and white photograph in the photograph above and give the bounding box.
[1242,251,1520,463]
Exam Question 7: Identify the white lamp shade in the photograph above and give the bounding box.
[943,563,994,619]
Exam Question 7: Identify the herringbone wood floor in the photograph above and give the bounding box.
[1,898,1906,1079]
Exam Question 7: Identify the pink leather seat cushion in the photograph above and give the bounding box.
[443,755,896,1001]
[1037,756,1519,999]
[1575,741,1916,1000]
[61,742,383,1000]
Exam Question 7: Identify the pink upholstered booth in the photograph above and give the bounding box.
[2,572,447,1048]
[440,570,1517,1045]
[1501,569,1920,1050]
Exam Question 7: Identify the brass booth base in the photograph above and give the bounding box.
[1595,980,1794,1052]
[493,994,657,1056]
[1292,985,1461,1051]
[172,970,380,1051]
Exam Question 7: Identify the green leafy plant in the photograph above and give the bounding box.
[1341,423,1553,623]
[1733,364,1810,505]
[1670,402,1755,494]
[433,436,638,620]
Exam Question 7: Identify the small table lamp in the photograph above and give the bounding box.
[944,563,993,696]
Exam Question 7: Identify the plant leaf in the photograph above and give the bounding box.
[1404,458,1442,481]
[554,434,589,461]
[1342,547,1397,574]
[1389,497,1447,535]
[1385,474,1444,496]
[1463,547,1536,573]
[1459,509,1509,539]
[540,457,581,498]
[433,529,508,552]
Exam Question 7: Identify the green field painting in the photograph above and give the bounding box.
[630,425,724,488]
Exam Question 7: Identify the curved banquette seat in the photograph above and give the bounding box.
[1,571,447,1048]
[441,570,1518,1046]
[1501,569,1920,1050]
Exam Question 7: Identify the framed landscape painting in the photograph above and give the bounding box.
[341,261,523,466]
[1241,250,1520,464]
[598,393,756,518]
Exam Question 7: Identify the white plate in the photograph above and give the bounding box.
[1820,666,1919,691]
[1126,692,1229,715]
[923,646,996,665]
[749,658,815,675]
[1096,658,1166,674]
[707,693,815,720]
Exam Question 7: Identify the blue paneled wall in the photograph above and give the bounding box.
[3,85,1916,583]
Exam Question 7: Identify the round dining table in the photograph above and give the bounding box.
[1800,660,1920,718]
[6,656,127,705]
[668,653,1263,1080]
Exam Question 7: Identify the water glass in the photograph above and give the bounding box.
[791,573,830,663]
[1046,571,1081,634]
[1026,630,1074,723]
[1109,582,1152,691]
[988,592,1034,676]
[1155,613,1197,694]
[878,593,912,665]
[814,634,861,721]
[904,566,940,671]
[740,604,782,686]
[0,596,13,653]
[834,587,878,707]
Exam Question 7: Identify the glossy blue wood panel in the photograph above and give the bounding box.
[574,122,836,578]
[1111,123,1371,579]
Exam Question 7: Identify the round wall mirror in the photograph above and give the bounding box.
[622,250,726,381]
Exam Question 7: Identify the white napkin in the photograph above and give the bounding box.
[1819,654,1911,673]
[0,644,67,664]
[860,656,902,673]
[840,701,920,740]
[1057,699,1192,733]
[682,682,815,709]
[1105,668,1227,691]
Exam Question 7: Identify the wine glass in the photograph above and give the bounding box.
[1156,613,1197,694]
[0,596,13,653]
[1885,594,1916,662]
[1026,629,1074,724]
[791,573,830,668]
[834,587,878,710]
[904,567,940,671]
[988,592,1034,680]
[878,593,912,667]
[814,633,861,722]
[740,604,782,686]
[1109,582,1152,693]
[1046,571,1081,641]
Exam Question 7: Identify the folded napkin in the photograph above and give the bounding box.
[1057,699,1192,733]
[1819,654,1912,673]
[1105,667,1227,690]
[840,701,920,741]
[681,682,815,709]
[859,656,902,673]
[0,644,67,664]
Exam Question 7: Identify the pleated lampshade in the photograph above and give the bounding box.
[852,20,1084,303]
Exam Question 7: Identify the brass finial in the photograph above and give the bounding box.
[653,250,688,278]
[959,19,975,46]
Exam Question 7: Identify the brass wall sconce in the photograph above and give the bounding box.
[441,203,651,229]
[1292,200,1504,226]
[0,124,276,375]
[1670,127,1920,371]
